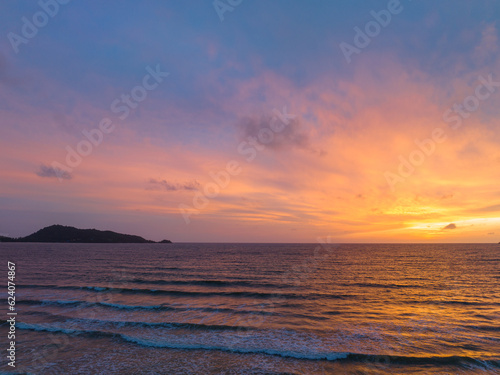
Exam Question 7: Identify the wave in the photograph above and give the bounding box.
[15,323,500,367]
[16,298,277,316]
[104,319,258,332]
[17,299,334,324]
[16,284,351,301]
[340,282,423,289]
[128,278,285,289]
[407,299,500,306]
[18,316,257,332]
[465,324,500,332]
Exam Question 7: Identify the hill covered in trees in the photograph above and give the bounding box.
[0,225,171,243]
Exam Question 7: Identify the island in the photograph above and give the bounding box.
[0,225,172,243]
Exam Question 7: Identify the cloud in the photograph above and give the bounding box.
[474,23,498,64]
[36,165,72,180]
[237,113,320,153]
[488,232,495,235]
[470,204,500,213]
[442,223,457,230]
[147,179,200,191]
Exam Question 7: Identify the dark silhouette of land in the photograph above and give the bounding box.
[0,225,171,243]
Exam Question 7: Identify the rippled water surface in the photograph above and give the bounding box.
[1,243,499,374]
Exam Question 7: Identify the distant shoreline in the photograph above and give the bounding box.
[0,225,171,244]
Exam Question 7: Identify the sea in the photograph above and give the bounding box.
[0,243,499,374]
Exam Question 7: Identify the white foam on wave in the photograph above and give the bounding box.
[17,321,349,361]
[121,335,350,361]
[16,321,498,368]
[99,302,163,310]
[17,322,78,335]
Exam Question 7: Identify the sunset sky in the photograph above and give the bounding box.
[1,0,499,242]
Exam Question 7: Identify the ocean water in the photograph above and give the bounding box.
[0,243,499,374]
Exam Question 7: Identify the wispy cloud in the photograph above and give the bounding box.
[474,23,498,64]
[470,204,500,213]
[442,223,457,230]
[237,114,321,153]
[36,164,72,180]
[147,179,200,192]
